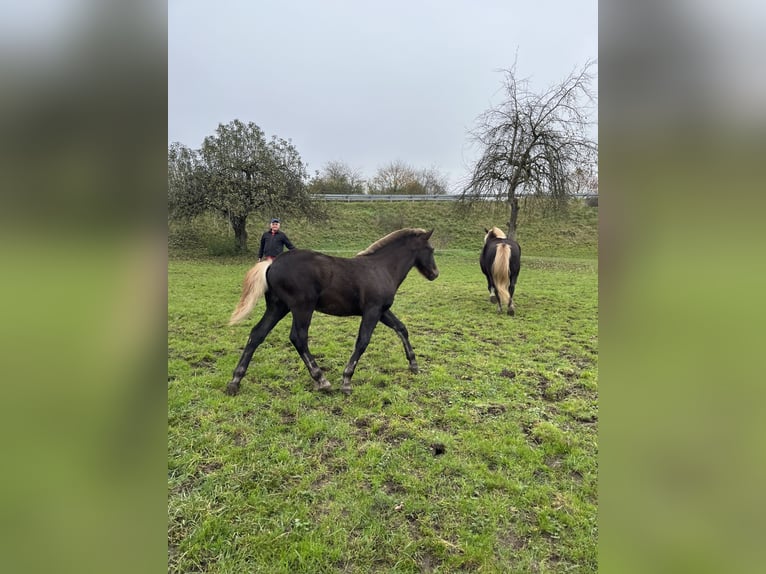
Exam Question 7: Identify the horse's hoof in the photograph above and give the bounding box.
[409,362,419,374]
[508,307,515,316]
[489,295,498,304]
[315,379,332,392]
[224,382,240,396]
[341,384,352,396]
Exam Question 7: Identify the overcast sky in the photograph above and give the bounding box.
[168,0,597,189]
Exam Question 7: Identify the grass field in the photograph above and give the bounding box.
[169,203,598,573]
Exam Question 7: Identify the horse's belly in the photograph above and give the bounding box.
[316,295,360,316]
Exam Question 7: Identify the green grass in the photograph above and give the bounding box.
[169,225,598,573]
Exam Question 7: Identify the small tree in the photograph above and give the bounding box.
[368,160,417,195]
[367,161,448,195]
[460,60,597,238]
[308,161,366,195]
[168,142,203,218]
[417,166,449,195]
[168,120,318,252]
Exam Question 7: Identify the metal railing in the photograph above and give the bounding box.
[313,194,458,202]
[313,193,598,202]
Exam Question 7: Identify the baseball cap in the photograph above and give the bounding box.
[270,218,280,223]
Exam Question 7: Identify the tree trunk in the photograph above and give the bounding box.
[507,196,519,240]
[230,215,248,252]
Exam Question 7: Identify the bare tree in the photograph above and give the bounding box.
[367,160,418,194]
[417,166,449,195]
[461,60,597,238]
[368,160,449,195]
[570,165,599,196]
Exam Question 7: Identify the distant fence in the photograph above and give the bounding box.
[313,193,598,202]
[314,194,459,202]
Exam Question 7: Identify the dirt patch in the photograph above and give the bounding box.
[431,417,451,431]
[572,412,598,423]
[419,552,444,573]
[169,476,195,496]
[280,412,296,425]
[198,461,222,474]
[500,529,527,551]
[431,442,446,456]
[535,374,568,402]
[500,369,516,379]
[319,438,344,463]
[545,455,563,469]
[477,403,508,416]
[383,479,406,495]
[189,356,216,370]
[232,429,247,447]
[188,350,226,371]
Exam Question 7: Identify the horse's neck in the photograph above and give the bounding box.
[370,245,417,283]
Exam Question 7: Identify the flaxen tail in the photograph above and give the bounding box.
[492,244,511,309]
[228,260,272,325]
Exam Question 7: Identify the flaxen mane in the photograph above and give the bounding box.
[486,226,507,241]
[356,228,428,256]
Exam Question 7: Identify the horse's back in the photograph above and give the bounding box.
[265,249,378,315]
[267,249,343,291]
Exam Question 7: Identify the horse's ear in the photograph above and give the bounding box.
[424,229,434,240]
[484,228,489,234]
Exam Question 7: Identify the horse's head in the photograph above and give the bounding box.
[414,228,439,281]
[484,226,507,244]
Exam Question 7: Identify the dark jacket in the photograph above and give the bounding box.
[258,230,295,259]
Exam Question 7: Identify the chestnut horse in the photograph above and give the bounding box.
[226,228,438,395]
[480,226,521,315]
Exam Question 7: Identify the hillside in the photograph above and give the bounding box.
[169,199,598,260]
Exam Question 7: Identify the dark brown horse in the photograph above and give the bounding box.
[226,228,439,395]
[480,226,521,315]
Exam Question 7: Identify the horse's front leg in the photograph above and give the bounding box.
[342,311,381,395]
[288,310,331,392]
[380,309,419,374]
[226,301,288,395]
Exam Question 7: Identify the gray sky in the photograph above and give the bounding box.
[168,0,597,189]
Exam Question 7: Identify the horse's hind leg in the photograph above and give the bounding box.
[508,281,516,316]
[489,287,498,306]
[486,279,498,305]
[380,309,419,374]
[225,299,288,395]
[288,310,331,392]
[508,261,520,316]
[342,311,381,395]
[508,280,516,315]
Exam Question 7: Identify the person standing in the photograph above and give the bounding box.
[258,218,295,261]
